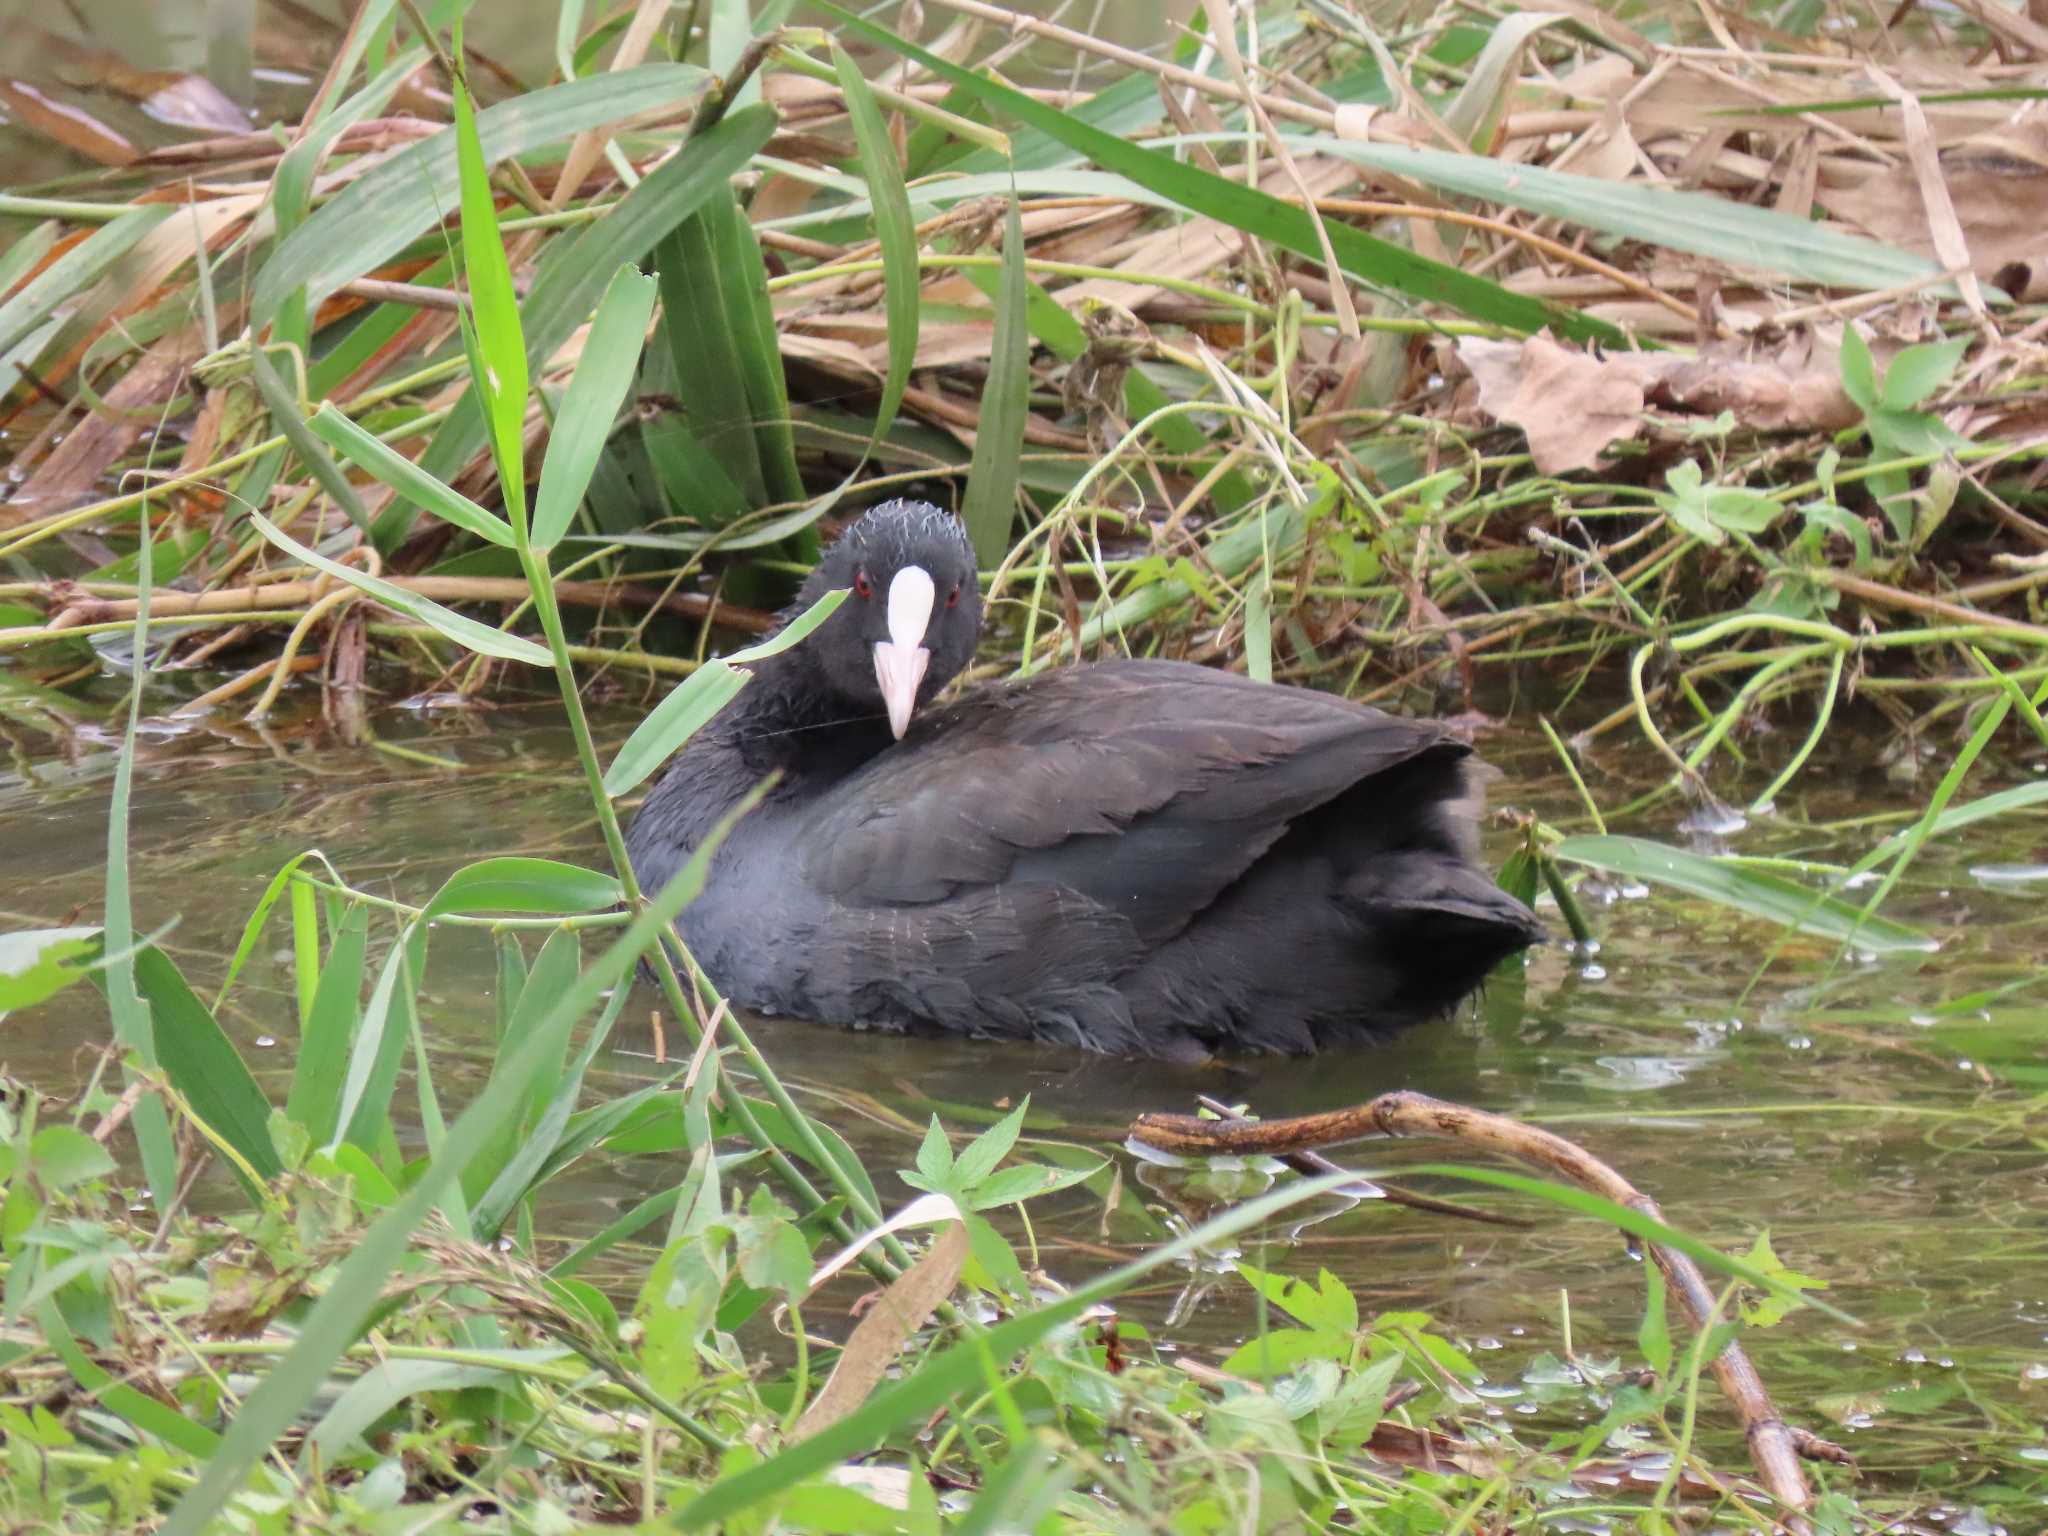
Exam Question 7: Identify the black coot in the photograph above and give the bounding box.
[626,500,1543,1059]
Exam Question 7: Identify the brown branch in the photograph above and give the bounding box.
[37,577,772,634]
[1132,1090,1845,1528]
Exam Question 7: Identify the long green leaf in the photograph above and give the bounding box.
[269,37,421,347]
[216,851,323,1009]
[654,191,770,509]
[0,207,171,359]
[1553,834,1936,953]
[287,905,367,1147]
[245,510,550,664]
[602,588,848,797]
[1307,139,1942,294]
[421,857,624,920]
[533,265,658,549]
[158,784,766,1536]
[307,403,513,547]
[452,62,531,527]
[251,64,708,327]
[814,2,1614,342]
[960,196,1029,568]
[836,46,919,466]
[133,947,283,1187]
[101,480,178,1209]
[248,348,372,536]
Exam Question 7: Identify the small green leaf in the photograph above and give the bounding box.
[914,1116,953,1187]
[1879,334,1967,411]
[1639,1262,1673,1375]
[29,1126,116,1192]
[951,1099,1027,1188]
[0,927,101,1013]
[964,1161,1100,1210]
[421,858,623,921]
[1838,325,1877,412]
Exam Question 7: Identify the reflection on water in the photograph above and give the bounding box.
[5,681,2048,1499]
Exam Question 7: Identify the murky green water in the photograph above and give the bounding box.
[6,673,2046,1517]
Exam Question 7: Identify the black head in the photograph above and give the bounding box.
[789,500,981,738]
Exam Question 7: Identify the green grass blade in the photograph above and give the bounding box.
[100,479,178,1209]
[244,510,551,664]
[308,403,513,547]
[0,222,56,305]
[960,197,1029,568]
[451,62,531,530]
[251,64,708,328]
[393,104,777,550]
[40,1299,219,1457]
[1309,139,1943,294]
[132,946,283,1188]
[532,265,657,549]
[813,3,1615,342]
[465,926,582,1213]
[420,857,624,920]
[719,178,807,518]
[602,587,847,797]
[602,663,748,799]
[216,852,322,1010]
[1552,834,1936,953]
[0,207,171,358]
[269,39,423,347]
[248,348,372,537]
[653,191,771,510]
[286,905,367,1146]
[157,784,766,1536]
[836,46,919,470]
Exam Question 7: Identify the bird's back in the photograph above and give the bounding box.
[751,660,1539,1056]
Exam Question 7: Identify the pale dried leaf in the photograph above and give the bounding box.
[1457,329,1859,470]
[1459,333,1652,473]
[793,1220,969,1441]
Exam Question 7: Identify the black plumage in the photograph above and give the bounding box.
[626,500,1543,1059]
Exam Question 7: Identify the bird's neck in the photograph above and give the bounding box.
[633,654,892,854]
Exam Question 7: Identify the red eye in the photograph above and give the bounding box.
[853,568,873,599]
[946,585,960,609]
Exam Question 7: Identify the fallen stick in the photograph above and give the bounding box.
[1131,1090,1848,1530]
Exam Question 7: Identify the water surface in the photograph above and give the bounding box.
[5,679,2047,1521]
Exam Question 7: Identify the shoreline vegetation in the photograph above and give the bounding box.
[2,1,2044,1530]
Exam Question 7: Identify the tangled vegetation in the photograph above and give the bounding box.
[3,0,2047,1530]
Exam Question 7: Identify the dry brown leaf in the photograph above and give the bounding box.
[1458,333,1651,473]
[1822,111,2048,299]
[0,79,135,166]
[793,1221,968,1442]
[1456,329,1857,470]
